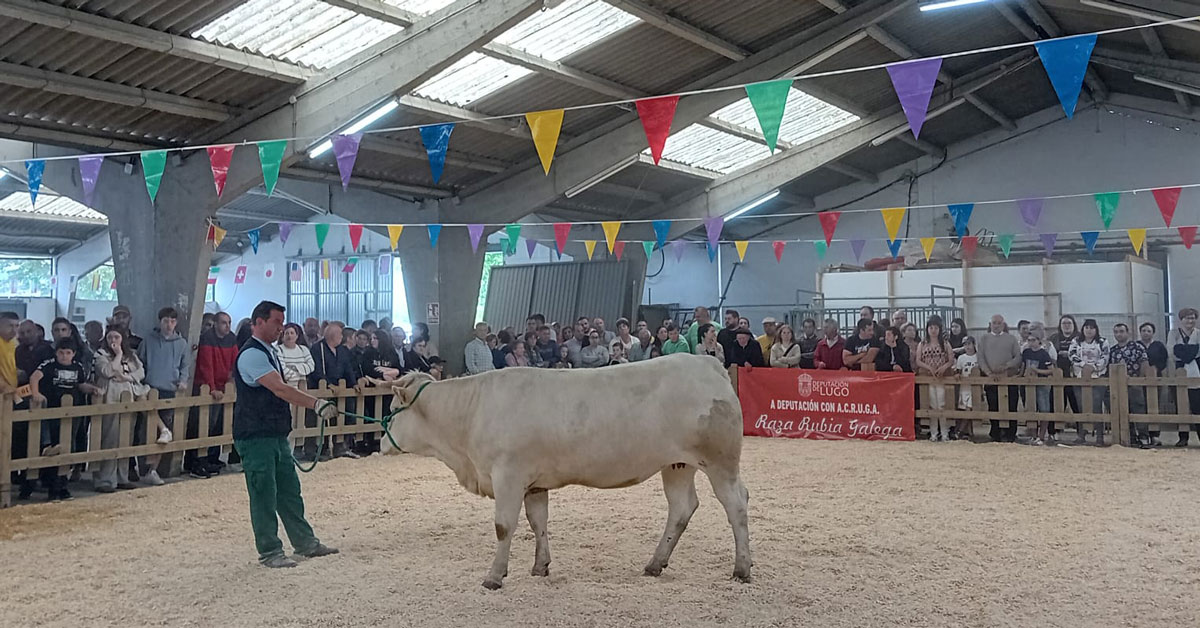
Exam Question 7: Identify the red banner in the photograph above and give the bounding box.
[739,368,915,441]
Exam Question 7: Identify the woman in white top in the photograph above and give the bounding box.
[276,323,315,388]
[693,323,725,364]
[579,330,610,368]
[93,328,151,492]
[770,324,802,368]
[1068,318,1109,444]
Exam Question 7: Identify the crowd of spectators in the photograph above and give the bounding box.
[0,305,444,501]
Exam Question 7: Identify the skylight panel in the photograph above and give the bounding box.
[412,53,533,107]
[649,124,769,175]
[495,0,639,61]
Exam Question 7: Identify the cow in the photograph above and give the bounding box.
[384,353,751,590]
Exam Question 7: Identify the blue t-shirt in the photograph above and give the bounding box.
[237,338,280,388]
[1021,348,1053,377]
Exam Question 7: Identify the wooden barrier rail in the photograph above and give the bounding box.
[0,380,393,508]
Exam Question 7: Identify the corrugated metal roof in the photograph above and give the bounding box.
[651,0,831,52]
[0,191,106,222]
[414,0,640,107]
[191,0,456,69]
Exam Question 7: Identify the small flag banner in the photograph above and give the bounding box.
[342,257,358,273]
[289,261,302,281]
[25,159,44,206]
[379,255,391,275]
[264,263,275,279]
[207,266,219,286]
[320,259,331,280]
[234,265,247,284]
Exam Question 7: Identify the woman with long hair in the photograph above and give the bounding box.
[93,327,152,492]
[948,318,968,356]
[1069,318,1109,445]
[694,323,726,364]
[770,324,802,368]
[915,319,955,441]
[1050,315,1081,414]
[276,323,315,387]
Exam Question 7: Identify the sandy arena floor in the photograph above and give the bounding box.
[3,438,1200,627]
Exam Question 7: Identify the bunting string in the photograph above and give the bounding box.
[5,14,1199,168]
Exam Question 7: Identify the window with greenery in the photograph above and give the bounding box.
[0,257,53,297]
[476,251,504,325]
[75,264,117,301]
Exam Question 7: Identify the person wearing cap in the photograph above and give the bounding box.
[234,300,340,568]
[757,317,777,366]
[110,304,143,351]
[726,328,766,368]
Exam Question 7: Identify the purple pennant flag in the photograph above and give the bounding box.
[278,221,294,244]
[79,156,103,207]
[1018,198,1044,230]
[1040,233,1057,257]
[671,240,686,262]
[526,239,538,259]
[467,224,484,253]
[704,216,724,248]
[850,239,867,263]
[885,57,943,139]
[331,133,363,190]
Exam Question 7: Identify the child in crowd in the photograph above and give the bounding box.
[609,341,629,366]
[29,338,98,500]
[954,336,978,440]
[1021,335,1056,445]
[555,345,572,369]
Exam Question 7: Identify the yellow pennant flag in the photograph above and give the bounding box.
[880,207,906,242]
[526,109,565,175]
[1128,228,1147,255]
[387,225,404,250]
[601,221,622,253]
[584,240,597,260]
[920,237,936,261]
[735,240,749,261]
[320,259,331,279]
[212,225,227,249]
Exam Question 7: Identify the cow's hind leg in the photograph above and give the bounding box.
[524,489,551,577]
[483,474,525,590]
[644,463,698,577]
[706,467,752,583]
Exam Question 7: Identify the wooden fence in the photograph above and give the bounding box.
[0,380,392,508]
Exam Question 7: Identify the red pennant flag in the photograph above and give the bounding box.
[348,224,363,250]
[772,240,786,263]
[817,211,840,246]
[613,241,626,260]
[553,223,571,254]
[961,235,978,259]
[1153,187,1182,227]
[206,145,235,197]
[1180,226,1197,249]
[635,95,680,165]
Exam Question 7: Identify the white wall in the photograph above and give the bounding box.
[651,99,1196,323]
[53,231,112,318]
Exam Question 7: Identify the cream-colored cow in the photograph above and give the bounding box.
[386,353,751,590]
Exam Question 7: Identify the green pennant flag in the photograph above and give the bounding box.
[997,234,1014,258]
[744,79,793,154]
[257,139,288,196]
[140,149,167,202]
[505,224,522,254]
[314,223,330,251]
[1095,192,1120,229]
[813,239,827,259]
[642,241,655,258]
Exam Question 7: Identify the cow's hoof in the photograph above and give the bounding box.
[531,565,549,577]
[643,564,663,577]
[732,570,752,584]
[481,578,503,590]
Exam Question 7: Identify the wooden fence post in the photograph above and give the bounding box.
[728,366,738,394]
[1,393,12,508]
[1112,364,1130,447]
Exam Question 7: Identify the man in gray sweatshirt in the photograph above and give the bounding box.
[977,314,1022,442]
[137,306,190,484]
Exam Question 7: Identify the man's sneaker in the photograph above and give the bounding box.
[156,428,173,445]
[262,555,298,569]
[143,469,164,486]
[116,482,137,490]
[296,544,340,558]
[50,487,73,501]
[18,481,34,500]
[187,465,211,479]
[203,462,223,476]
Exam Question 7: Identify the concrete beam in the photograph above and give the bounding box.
[1139,27,1194,112]
[0,60,237,121]
[448,0,916,222]
[359,135,510,173]
[603,0,751,60]
[0,119,156,152]
[824,161,878,184]
[0,0,311,83]
[1076,0,1200,33]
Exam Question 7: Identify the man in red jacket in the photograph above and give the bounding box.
[813,318,846,370]
[186,312,239,477]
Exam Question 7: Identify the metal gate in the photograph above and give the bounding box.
[286,255,392,326]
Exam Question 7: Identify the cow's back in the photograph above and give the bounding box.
[453,354,742,491]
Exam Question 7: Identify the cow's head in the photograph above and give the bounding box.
[384,371,436,455]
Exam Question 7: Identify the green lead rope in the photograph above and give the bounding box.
[293,381,431,473]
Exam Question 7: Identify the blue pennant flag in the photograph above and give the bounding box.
[947,203,974,238]
[247,228,260,254]
[427,224,442,248]
[1035,34,1098,119]
[652,220,671,249]
[707,242,718,262]
[1081,231,1099,255]
[25,159,44,206]
[887,238,903,259]
[419,123,456,184]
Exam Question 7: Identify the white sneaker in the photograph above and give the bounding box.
[144,469,164,486]
[156,428,173,445]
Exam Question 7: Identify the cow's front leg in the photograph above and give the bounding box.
[483,474,525,590]
[524,489,551,577]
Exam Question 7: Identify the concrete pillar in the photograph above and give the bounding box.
[397,227,486,376]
